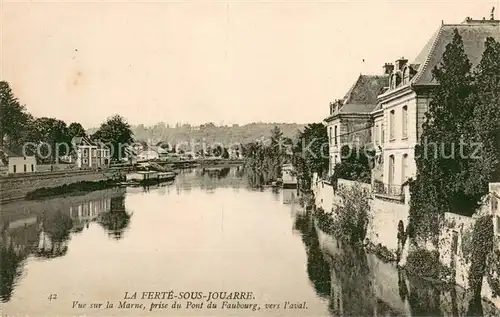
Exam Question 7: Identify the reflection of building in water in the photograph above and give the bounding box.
[69,197,111,231]
[282,189,297,204]
[36,230,69,258]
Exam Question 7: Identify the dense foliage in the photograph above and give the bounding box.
[330,145,373,186]
[0,81,92,163]
[315,184,371,245]
[91,115,134,160]
[406,249,452,281]
[409,31,500,240]
[243,126,291,187]
[468,215,494,300]
[291,123,329,192]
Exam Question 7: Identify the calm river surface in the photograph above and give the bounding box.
[1,167,500,317]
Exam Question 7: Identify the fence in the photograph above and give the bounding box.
[373,181,405,201]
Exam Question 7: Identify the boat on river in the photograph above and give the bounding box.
[125,171,176,185]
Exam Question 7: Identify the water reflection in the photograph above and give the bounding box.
[175,166,246,192]
[0,188,127,302]
[292,210,500,317]
[97,195,132,240]
[293,210,331,298]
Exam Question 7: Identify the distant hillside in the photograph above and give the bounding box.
[87,122,306,146]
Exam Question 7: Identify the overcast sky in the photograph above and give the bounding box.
[2,0,498,128]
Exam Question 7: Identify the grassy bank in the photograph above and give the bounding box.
[25,179,120,200]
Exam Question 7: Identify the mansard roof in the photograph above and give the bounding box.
[325,74,389,121]
[411,19,500,86]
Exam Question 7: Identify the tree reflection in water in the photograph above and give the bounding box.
[293,208,500,317]
[0,245,24,302]
[35,211,73,259]
[293,210,331,298]
[97,195,131,240]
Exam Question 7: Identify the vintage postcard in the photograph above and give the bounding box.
[1,0,500,316]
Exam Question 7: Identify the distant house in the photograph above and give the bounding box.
[0,147,37,174]
[71,136,111,169]
[137,149,159,161]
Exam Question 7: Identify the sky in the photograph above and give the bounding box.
[1,0,499,128]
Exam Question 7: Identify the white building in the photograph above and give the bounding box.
[0,147,37,174]
[375,18,500,191]
[72,136,111,169]
[137,149,159,161]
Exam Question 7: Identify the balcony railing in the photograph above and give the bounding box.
[373,182,405,201]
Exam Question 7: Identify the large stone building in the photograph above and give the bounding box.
[324,74,389,176]
[326,16,500,197]
[376,17,500,194]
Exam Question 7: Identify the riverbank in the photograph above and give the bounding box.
[0,170,117,204]
[309,176,500,311]
[24,179,121,201]
[0,159,245,204]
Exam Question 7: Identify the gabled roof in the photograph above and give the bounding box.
[71,136,110,149]
[411,20,500,86]
[71,136,94,146]
[0,147,20,157]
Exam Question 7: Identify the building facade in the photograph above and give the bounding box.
[376,18,500,192]
[72,136,111,169]
[324,74,389,176]
[325,18,500,195]
[8,156,37,174]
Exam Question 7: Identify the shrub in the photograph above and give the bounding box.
[331,183,371,244]
[406,249,451,282]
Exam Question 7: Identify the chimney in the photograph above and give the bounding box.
[395,57,408,70]
[383,63,394,75]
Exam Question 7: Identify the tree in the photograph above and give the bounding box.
[30,117,70,162]
[0,81,30,148]
[292,123,329,192]
[409,29,477,239]
[68,122,86,139]
[330,145,373,185]
[468,37,500,189]
[92,115,134,160]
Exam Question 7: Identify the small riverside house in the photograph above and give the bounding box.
[0,147,37,174]
[72,136,111,169]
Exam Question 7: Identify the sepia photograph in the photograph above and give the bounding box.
[1,0,500,316]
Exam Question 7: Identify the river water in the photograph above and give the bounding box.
[1,167,499,317]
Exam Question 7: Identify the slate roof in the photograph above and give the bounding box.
[411,20,500,86]
[71,136,110,149]
[326,75,389,121]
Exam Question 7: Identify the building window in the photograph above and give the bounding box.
[496,215,500,235]
[403,67,410,84]
[13,165,16,173]
[493,198,498,212]
[390,110,395,140]
[334,126,338,146]
[402,105,408,139]
[24,164,26,172]
[329,127,332,144]
[31,164,34,172]
[389,155,395,185]
[381,123,385,143]
[402,154,408,183]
